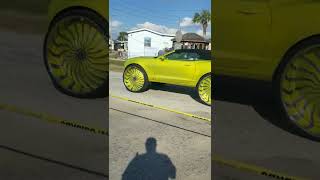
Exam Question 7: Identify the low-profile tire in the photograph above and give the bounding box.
[197,73,211,106]
[123,64,149,92]
[275,37,320,140]
[44,8,109,98]
[152,82,166,87]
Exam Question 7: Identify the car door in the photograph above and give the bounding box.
[213,0,272,77]
[152,51,196,86]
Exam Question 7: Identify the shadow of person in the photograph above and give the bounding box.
[122,137,176,180]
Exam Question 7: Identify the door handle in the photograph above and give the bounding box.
[237,2,267,15]
[237,9,259,15]
[184,64,192,66]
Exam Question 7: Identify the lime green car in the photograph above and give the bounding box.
[213,1,320,139]
[123,49,212,105]
[44,0,108,97]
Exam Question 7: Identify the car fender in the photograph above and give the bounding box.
[194,61,211,87]
[124,61,156,82]
[48,0,108,28]
[269,1,320,80]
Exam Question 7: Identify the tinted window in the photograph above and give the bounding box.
[198,51,211,60]
[166,52,186,60]
[173,50,211,60]
[166,52,195,61]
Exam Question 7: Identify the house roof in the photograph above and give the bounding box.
[127,28,175,37]
[172,33,207,43]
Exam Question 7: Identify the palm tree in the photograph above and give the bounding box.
[117,31,128,41]
[192,10,211,37]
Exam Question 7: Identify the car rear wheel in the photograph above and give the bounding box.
[197,74,211,106]
[123,65,149,92]
[276,37,320,140]
[44,9,109,98]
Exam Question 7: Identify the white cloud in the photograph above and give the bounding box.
[111,20,122,28]
[131,22,178,35]
[180,17,194,27]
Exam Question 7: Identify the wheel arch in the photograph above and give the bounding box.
[272,34,320,83]
[125,63,154,81]
[196,72,212,87]
[47,1,108,31]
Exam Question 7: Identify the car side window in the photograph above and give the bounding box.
[165,52,194,61]
[187,52,200,60]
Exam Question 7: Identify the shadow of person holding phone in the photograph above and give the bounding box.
[122,137,176,180]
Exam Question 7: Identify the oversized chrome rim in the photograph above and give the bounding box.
[281,45,320,137]
[198,74,211,105]
[123,66,145,92]
[46,16,108,95]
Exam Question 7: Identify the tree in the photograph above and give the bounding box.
[192,10,211,37]
[117,32,128,41]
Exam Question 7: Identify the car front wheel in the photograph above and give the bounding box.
[123,65,149,92]
[197,74,211,106]
[44,9,109,98]
[276,37,320,140]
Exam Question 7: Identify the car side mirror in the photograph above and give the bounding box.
[160,56,165,61]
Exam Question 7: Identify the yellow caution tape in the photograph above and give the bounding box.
[213,156,309,180]
[110,94,211,122]
[0,103,108,136]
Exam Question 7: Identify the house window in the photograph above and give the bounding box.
[144,37,151,47]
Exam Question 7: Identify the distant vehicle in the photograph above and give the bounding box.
[214,1,320,139]
[44,0,108,97]
[123,49,212,105]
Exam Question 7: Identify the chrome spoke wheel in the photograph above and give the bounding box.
[198,74,211,105]
[280,45,320,137]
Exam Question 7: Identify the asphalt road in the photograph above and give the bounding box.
[213,76,320,180]
[0,29,107,179]
[109,71,211,119]
[109,71,211,179]
[0,27,212,180]
[2,17,319,180]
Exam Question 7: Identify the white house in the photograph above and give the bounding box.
[127,28,175,58]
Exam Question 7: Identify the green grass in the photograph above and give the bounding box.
[109,60,125,72]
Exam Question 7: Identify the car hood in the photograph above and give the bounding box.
[125,56,157,66]
[128,56,156,61]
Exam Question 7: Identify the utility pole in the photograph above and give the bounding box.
[110,15,112,40]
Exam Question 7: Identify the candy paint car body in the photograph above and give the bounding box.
[213,0,320,81]
[213,0,320,139]
[124,50,211,88]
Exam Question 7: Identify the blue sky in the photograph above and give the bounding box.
[110,0,211,40]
